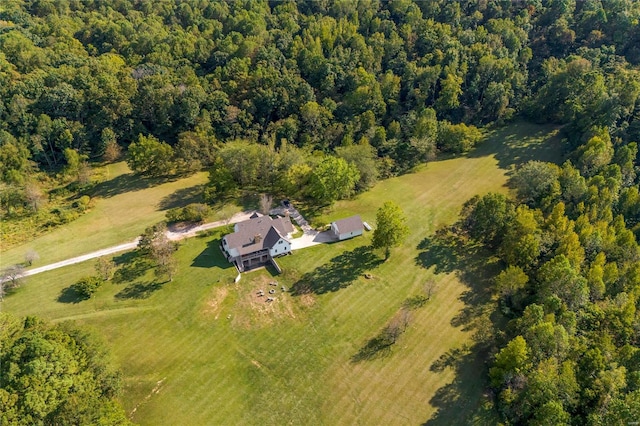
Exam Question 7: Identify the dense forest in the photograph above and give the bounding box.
[0,313,131,425]
[1,0,640,424]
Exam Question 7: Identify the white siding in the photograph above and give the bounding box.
[338,229,364,241]
[222,238,239,258]
[269,238,291,257]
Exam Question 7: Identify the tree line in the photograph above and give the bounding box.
[459,127,640,422]
[3,0,639,215]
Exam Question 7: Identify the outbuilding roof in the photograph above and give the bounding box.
[332,215,363,235]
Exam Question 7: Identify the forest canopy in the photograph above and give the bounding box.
[0,0,638,182]
[0,313,131,425]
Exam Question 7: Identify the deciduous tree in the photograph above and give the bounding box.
[73,276,104,298]
[495,265,529,310]
[24,249,39,266]
[138,223,178,282]
[0,314,131,424]
[126,134,175,176]
[490,335,531,388]
[95,257,116,281]
[1,264,25,291]
[372,201,409,260]
[307,156,359,205]
[259,193,273,215]
[24,181,45,212]
[463,192,515,248]
[510,161,560,206]
[335,142,379,190]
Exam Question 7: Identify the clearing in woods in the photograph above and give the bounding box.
[1,122,563,425]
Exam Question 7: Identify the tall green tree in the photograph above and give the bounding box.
[126,134,174,177]
[462,192,515,248]
[372,201,409,260]
[510,161,560,206]
[307,156,360,205]
[335,142,379,190]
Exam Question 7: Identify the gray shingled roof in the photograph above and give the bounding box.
[333,215,363,235]
[225,214,293,255]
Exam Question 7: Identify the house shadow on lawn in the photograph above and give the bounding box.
[291,246,382,295]
[416,227,504,424]
[58,286,88,303]
[191,239,233,269]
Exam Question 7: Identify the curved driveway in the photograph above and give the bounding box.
[19,207,334,279]
[21,211,256,278]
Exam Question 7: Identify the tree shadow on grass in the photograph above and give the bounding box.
[112,254,154,284]
[191,239,234,269]
[416,228,501,332]
[416,227,503,423]
[58,286,88,303]
[290,246,383,295]
[466,121,566,173]
[423,344,496,426]
[86,172,175,199]
[351,334,393,362]
[115,280,164,299]
[157,184,205,210]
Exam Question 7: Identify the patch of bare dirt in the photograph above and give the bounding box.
[202,286,229,319]
[231,275,300,329]
[299,293,316,307]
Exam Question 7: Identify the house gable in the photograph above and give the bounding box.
[221,213,293,268]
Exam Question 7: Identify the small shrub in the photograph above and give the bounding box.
[166,203,210,223]
[165,207,183,223]
[73,195,91,211]
[73,276,104,298]
[58,208,79,224]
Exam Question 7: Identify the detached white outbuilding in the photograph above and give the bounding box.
[331,215,364,241]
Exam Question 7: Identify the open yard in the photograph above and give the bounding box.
[0,122,564,425]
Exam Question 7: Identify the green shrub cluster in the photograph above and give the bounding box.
[166,203,210,223]
[72,276,104,298]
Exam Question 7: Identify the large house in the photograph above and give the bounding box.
[331,215,364,241]
[221,212,294,272]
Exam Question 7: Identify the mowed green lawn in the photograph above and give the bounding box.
[1,122,563,425]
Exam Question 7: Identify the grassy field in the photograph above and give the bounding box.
[1,162,213,267]
[0,122,564,425]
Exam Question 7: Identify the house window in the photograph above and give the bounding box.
[278,240,283,244]
[275,249,278,253]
